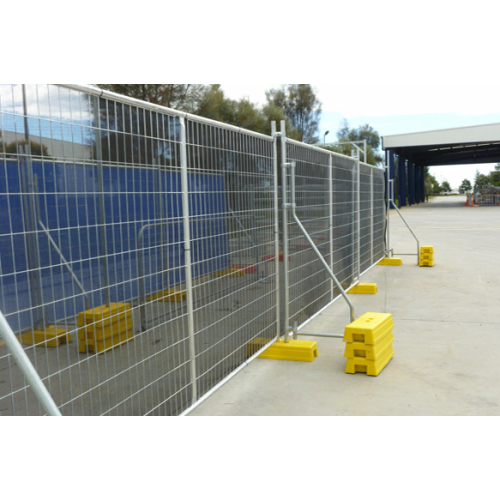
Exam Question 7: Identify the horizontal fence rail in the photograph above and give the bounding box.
[0,84,386,416]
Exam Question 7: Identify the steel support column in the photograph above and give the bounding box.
[415,166,420,203]
[386,150,396,196]
[398,156,407,207]
[420,166,426,202]
[407,161,415,205]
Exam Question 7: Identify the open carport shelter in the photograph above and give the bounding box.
[382,122,500,207]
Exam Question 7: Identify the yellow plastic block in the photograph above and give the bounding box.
[20,326,72,347]
[419,254,434,260]
[146,290,186,302]
[419,261,435,267]
[78,314,133,341]
[420,246,434,255]
[77,303,131,329]
[212,268,245,278]
[377,258,402,266]
[419,260,435,266]
[348,283,378,295]
[343,313,394,345]
[259,339,318,363]
[79,328,134,354]
[419,253,435,267]
[345,344,394,376]
[344,331,394,361]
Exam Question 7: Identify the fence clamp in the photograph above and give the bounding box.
[283,203,296,209]
[283,162,296,169]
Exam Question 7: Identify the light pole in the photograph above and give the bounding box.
[324,130,330,145]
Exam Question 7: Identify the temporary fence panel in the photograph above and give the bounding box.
[0,84,386,416]
[0,84,277,415]
[284,141,336,330]
[473,192,500,206]
[183,117,277,402]
[282,135,386,332]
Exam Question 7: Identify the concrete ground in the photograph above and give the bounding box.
[190,195,500,416]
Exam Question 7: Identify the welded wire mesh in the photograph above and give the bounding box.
[284,139,386,330]
[0,84,276,416]
[1,85,386,416]
[359,162,386,273]
[285,142,333,328]
[473,192,500,206]
[184,119,277,399]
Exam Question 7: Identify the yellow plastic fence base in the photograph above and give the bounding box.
[77,303,134,354]
[419,246,435,267]
[348,283,378,295]
[343,312,394,345]
[79,328,135,354]
[20,326,72,347]
[377,258,402,266]
[259,339,318,363]
[344,331,394,361]
[343,312,394,377]
[419,259,435,267]
[146,290,186,302]
[77,303,130,328]
[345,344,394,376]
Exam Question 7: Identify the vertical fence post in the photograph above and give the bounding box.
[271,122,281,341]
[370,167,374,265]
[386,163,391,257]
[93,96,110,306]
[351,150,360,283]
[329,154,334,301]
[356,153,361,281]
[21,85,45,329]
[280,120,290,343]
[179,117,197,405]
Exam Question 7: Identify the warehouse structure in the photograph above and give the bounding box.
[382,122,500,207]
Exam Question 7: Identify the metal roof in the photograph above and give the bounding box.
[382,122,500,166]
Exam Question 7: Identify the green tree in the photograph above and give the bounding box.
[488,164,500,186]
[196,85,273,134]
[4,139,50,157]
[95,84,207,113]
[265,84,321,144]
[195,84,237,123]
[474,170,490,191]
[326,120,383,165]
[440,180,452,193]
[425,172,441,197]
[459,179,472,193]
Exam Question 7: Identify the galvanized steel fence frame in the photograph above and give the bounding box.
[0,84,387,416]
[276,121,386,340]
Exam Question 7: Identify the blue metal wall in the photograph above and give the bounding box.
[0,159,228,332]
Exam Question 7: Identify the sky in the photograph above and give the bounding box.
[221,84,500,190]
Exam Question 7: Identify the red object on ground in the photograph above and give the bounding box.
[261,253,289,262]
